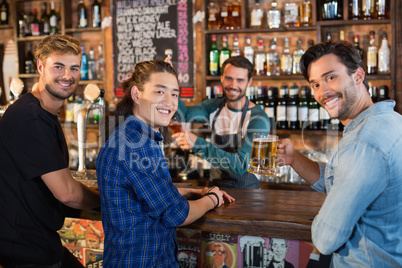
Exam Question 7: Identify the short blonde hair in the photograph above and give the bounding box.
[34,35,81,65]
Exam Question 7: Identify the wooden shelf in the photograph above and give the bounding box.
[317,18,392,26]
[205,26,317,35]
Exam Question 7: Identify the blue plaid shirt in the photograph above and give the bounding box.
[96,115,190,267]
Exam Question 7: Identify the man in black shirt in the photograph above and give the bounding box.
[0,35,100,267]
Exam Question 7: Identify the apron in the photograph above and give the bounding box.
[209,99,260,189]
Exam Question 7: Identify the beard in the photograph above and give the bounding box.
[45,80,77,101]
[223,86,247,102]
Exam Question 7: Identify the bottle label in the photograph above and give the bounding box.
[298,107,308,121]
[284,4,298,25]
[309,108,319,122]
[277,106,286,121]
[93,6,101,26]
[264,107,275,118]
[1,11,6,22]
[367,51,377,67]
[267,12,280,28]
[287,106,297,121]
[50,16,57,27]
[250,9,263,26]
[319,107,330,120]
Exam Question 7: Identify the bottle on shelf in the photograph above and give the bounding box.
[0,0,9,25]
[322,0,343,20]
[92,0,102,28]
[326,31,332,42]
[220,2,230,30]
[80,46,89,80]
[231,0,241,29]
[267,0,281,29]
[284,0,300,27]
[65,95,76,123]
[264,87,277,122]
[287,84,299,129]
[267,37,279,76]
[277,85,289,129]
[25,43,36,74]
[219,35,230,72]
[49,1,58,35]
[377,0,387,19]
[209,34,220,76]
[243,35,254,65]
[231,35,241,57]
[207,0,221,30]
[292,38,304,75]
[339,30,345,41]
[41,2,50,35]
[378,33,390,74]
[281,38,292,75]
[256,86,266,110]
[206,86,212,100]
[367,30,378,74]
[300,0,312,26]
[254,38,266,76]
[214,85,223,98]
[308,88,320,130]
[78,0,88,28]
[88,47,97,80]
[349,0,361,20]
[250,0,264,28]
[362,0,375,20]
[298,86,309,130]
[22,13,32,36]
[92,89,104,124]
[377,85,389,101]
[30,9,41,36]
[97,43,104,80]
[354,34,364,62]
[320,106,331,130]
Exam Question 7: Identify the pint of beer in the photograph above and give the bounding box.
[247,133,279,175]
[168,117,183,133]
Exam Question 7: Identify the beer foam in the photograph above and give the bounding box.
[253,137,278,142]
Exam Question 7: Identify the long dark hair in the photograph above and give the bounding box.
[105,60,178,140]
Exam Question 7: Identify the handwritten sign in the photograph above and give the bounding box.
[112,0,194,98]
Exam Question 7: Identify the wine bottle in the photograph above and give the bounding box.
[78,0,88,28]
[92,0,101,28]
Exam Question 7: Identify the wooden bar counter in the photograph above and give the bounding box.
[185,189,326,242]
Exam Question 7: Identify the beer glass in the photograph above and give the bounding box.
[168,116,183,134]
[247,133,279,175]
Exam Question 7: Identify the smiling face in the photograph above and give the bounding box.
[38,53,81,100]
[308,53,368,124]
[221,64,251,105]
[132,72,179,132]
[270,238,288,262]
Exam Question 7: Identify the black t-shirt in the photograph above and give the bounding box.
[0,93,69,264]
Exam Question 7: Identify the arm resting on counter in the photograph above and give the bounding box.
[42,167,100,209]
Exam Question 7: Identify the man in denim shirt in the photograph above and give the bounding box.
[276,41,402,267]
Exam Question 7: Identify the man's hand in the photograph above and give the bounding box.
[276,138,296,166]
[172,130,197,150]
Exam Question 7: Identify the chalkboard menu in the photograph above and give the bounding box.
[112,0,194,98]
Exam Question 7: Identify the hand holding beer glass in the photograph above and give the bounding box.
[247,133,279,175]
[168,115,183,134]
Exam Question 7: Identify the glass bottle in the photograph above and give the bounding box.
[340,30,345,41]
[78,0,88,28]
[49,1,58,35]
[250,0,264,28]
[265,87,277,122]
[254,38,266,76]
[354,34,364,62]
[367,31,377,74]
[31,9,41,36]
[284,0,300,27]
[209,34,220,75]
[88,47,97,80]
[320,106,330,130]
[300,0,312,27]
[308,88,320,130]
[267,0,281,29]
[292,38,304,75]
[25,43,36,74]
[243,35,254,65]
[231,0,241,29]
[378,33,390,74]
[219,35,230,70]
[231,35,241,57]
[281,38,292,75]
[92,0,101,28]
[267,37,278,76]
[298,86,309,130]
[41,2,50,35]
[377,0,387,19]
[349,0,361,20]
[277,85,289,129]
[207,0,221,30]
[0,0,9,25]
[256,86,266,110]
[97,43,104,80]
[80,46,89,80]
[377,85,389,101]
[220,2,229,30]
[362,0,375,20]
[287,84,299,129]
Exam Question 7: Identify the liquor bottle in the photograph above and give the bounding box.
[92,0,101,28]
[65,95,76,123]
[277,85,289,129]
[339,30,345,41]
[41,2,50,35]
[0,0,8,25]
[93,89,105,124]
[88,47,97,80]
[209,35,220,75]
[281,38,292,75]
[25,43,36,74]
[300,0,312,26]
[287,84,299,129]
[377,85,389,101]
[377,0,387,19]
[298,86,309,130]
[214,85,223,98]
[220,2,229,30]
[362,0,375,20]
[244,35,254,65]
[231,35,241,57]
[378,33,390,74]
[267,0,281,29]
[49,1,58,35]
[265,87,277,121]
[326,31,332,42]
[219,35,230,71]
[22,13,32,36]
[231,0,241,29]
[80,46,89,80]
[97,43,105,80]
[354,34,364,62]
[349,0,361,20]
[308,88,320,130]
[254,38,266,76]
[78,0,88,28]
[367,31,377,74]
[284,0,300,27]
[323,0,343,20]
[292,38,304,75]
[207,0,220,30]
[250,0,263,28]
[31,9,41,36]
[267,37,279,76]
[206,86,212,100]
[256,86,266,110]
[320,106,330,130]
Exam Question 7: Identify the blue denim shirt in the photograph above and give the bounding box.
[311,101,402,267]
